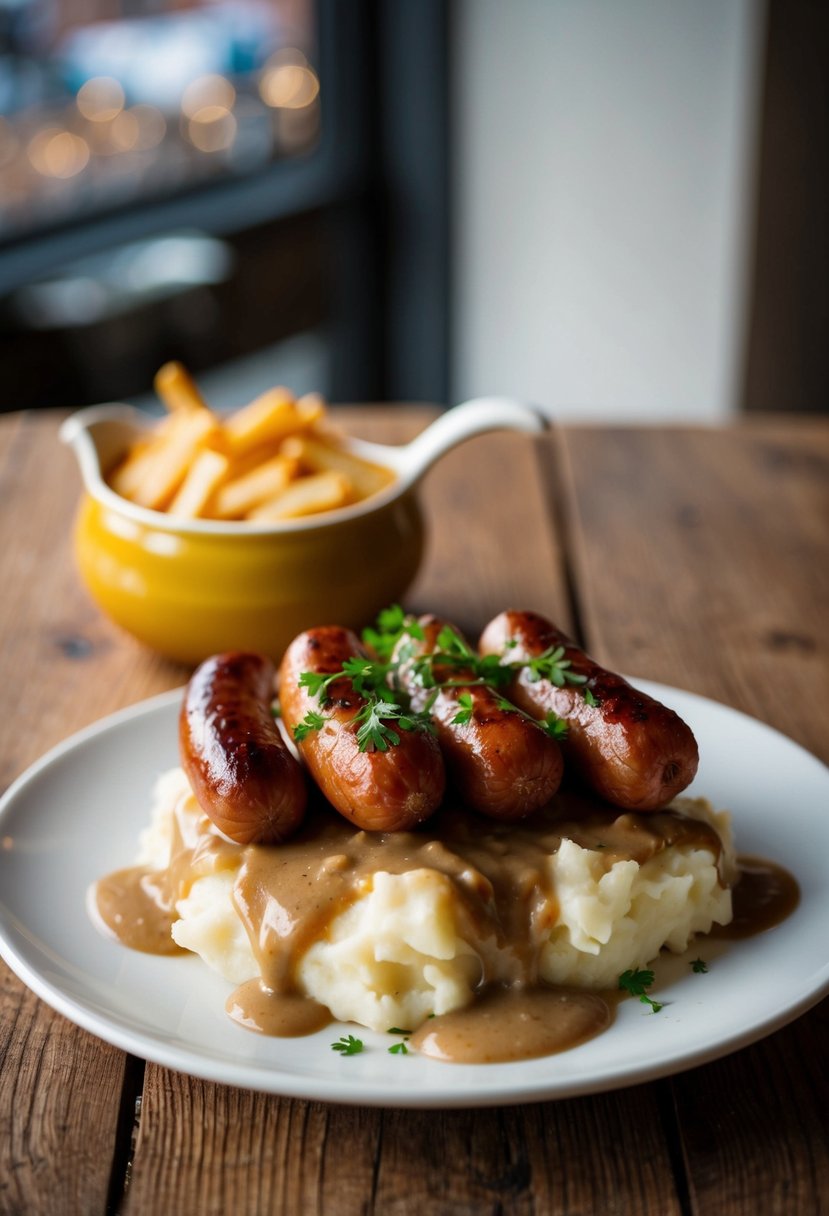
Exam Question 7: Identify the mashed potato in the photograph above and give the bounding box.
[136,769,735,1033]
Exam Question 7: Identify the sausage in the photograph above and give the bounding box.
[392,616,564,820]
[180,652,307,844]
[278,626,445,832]
[478,611,699,811]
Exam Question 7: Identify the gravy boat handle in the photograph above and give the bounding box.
[351,397,549,489]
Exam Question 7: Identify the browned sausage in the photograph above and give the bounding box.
[278,626,445,831]
[180,652,307,844]
[478,611,698,811]
[392,616,564,820]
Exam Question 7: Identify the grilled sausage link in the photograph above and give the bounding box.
[278,626,445,831]
[180,651,308,844]
[478,610,699,811]
[392,615,564,820]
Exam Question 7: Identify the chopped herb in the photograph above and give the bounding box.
[409,627,512,691]
[298,669,332,699]
[491,696,569,742]
[387,1027,412,1035]
[691,958,708,974]
[543,712,569,740]
[388,1041,409,1055]
[293,709,329,741]
[362,604,424,661]
[618,968,663,1013]
[451,692,475,725]
[331,1034,364,1055]
[353,699,433,753]
[523,645,588,688]
[583,688,600,707]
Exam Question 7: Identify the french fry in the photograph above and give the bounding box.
[111,409,220,510]
[154,362,209,413]
[213,454,298,519]
[280,434,394,501]
[249,471,352,521]
[107,364,395,523]
[167,449,230,519]
[295,392,326,426]
[222,388,302,457]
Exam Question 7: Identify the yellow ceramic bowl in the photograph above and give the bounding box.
[60,399,546,665]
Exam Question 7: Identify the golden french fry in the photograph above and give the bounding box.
[213,454,298,519]
[111,410,220,510]
[249,471,352,521]
[167,449,230,519]
[154,362,209,413]
[295,392,326,426]
[281,434,394,501]
[108,365,392,523]
[222,388,301,456]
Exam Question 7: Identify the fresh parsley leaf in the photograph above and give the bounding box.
[362,604,424,661]
[451,691,475,725]
[293,710,329,741]
[583,688,600,707]
[543,712,569,740]
[355,704,400,752]
[352,698,434,753]
[331,1034,364,1055]
[436,625,474,660]
[387,1027,412,1035]
[298,670,331,698]
[691,958,708,974]
[388,1041,409,1055]
[618,968,663,1013]
[341,655,388,696]
[525,645,588,688]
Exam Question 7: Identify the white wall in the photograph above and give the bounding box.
[452,0,766,421]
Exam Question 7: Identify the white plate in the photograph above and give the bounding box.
[1,682,828,1108]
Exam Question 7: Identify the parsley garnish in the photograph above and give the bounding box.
[295,639,433,753]
[544,712,569,740]
[493,696,568,741]
[451,692,475,725]
[618,968,664,1013]
[583,688,600,707]
[387,1027,412,1035]
[409,625,512,691]
[354,699,431,753]
[331,1034,364,1055]
[388,1041,409,1055]
[293,709,329,741]
[523,645,587,688]
[362,603,424,661]
[691,958,708,974]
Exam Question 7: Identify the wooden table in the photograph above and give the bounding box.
[1,407,827,1216]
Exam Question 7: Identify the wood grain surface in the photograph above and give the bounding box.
[0,409,826,1216]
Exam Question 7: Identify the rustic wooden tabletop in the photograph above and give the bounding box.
[1,407,827,1216]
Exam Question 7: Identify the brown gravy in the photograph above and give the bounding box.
[93,866,185,956]
[410,986,616,1063]
[710,855,800,940]
[92,791,798,1063]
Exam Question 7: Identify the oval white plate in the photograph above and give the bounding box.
[1,683,827,1108]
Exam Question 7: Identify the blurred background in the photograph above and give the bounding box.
[0,0,825,418]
